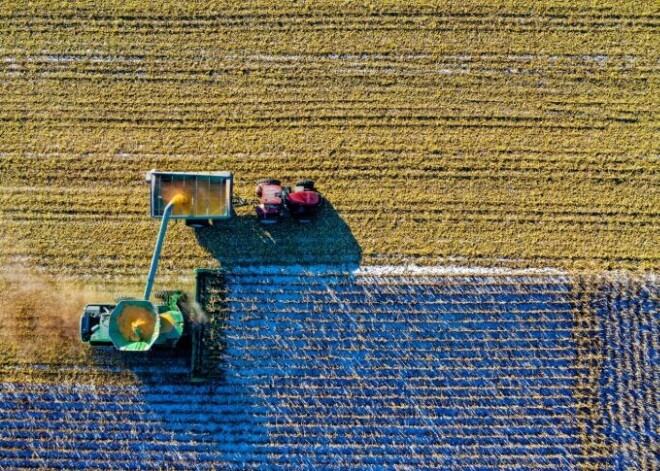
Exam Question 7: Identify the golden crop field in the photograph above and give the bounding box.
[1,3,658,468]
[0,0,659,287]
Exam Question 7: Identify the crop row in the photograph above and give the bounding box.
[2,218,657,282]
[1,107,657,129]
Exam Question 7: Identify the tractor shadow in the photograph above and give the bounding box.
[193,200,362,268]
[188,198,362,381]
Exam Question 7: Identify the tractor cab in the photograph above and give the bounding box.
[255,179,285,223]
[287,188,321,222]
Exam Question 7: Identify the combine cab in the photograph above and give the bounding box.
[255,179,323,223]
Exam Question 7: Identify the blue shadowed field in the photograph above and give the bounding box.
[0,268,657,470]
[590,276,659,470]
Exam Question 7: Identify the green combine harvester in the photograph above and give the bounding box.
[79,170,233,380]
[80,293,186,351]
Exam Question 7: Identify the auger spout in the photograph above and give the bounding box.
[143,193,189,300]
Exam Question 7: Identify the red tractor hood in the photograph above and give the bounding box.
[287,190,320,206]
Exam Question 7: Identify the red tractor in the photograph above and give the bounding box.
[255,179,322,224]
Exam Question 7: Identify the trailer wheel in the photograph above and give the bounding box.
[297,179,315,190]
[186,219,211,228]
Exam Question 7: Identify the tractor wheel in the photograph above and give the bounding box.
[257,178,281,186]
[297,179,315,190]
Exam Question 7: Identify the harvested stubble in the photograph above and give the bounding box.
[0,1,658,283]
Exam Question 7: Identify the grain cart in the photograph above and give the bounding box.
[79,171,233,380]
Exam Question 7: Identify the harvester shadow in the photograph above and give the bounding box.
[193,200,362,268]
[86,339,213,384]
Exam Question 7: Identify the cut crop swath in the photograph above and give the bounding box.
[1,1,658,276]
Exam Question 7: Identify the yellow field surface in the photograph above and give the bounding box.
[0,1,658,286]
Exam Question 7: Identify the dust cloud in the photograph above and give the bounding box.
[0,267,106,362]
